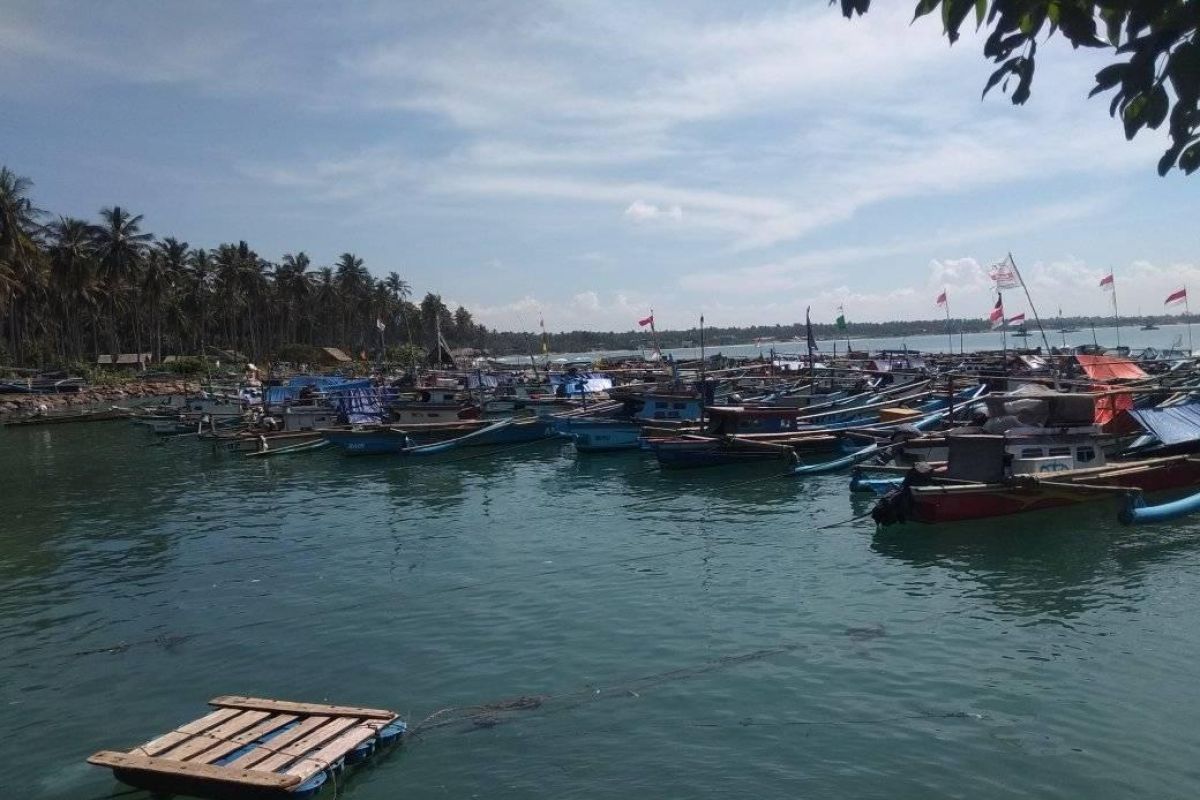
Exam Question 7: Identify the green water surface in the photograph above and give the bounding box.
[2,421,1199,799]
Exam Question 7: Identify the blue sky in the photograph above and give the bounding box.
[1,1,1195,331]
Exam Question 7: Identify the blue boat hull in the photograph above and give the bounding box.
[323,429,409,455]
[561,420,642,452]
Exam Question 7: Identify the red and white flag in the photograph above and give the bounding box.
[1099,273,1115,291]
[989,296,1005,329]
[638,314,654,327]
[1007,312,1026,324]
[989,256,1021,290]
[1165,287,1187,306]
[935,289,948,307]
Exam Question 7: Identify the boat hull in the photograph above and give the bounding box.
[323,428,410,455]
[557,420,642,452]
[905,458,1200,524]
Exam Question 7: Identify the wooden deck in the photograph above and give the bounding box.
[89,695,401,797]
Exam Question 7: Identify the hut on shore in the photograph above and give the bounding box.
[96,353,151,370]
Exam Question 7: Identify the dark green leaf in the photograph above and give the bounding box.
[1090,63,1127,97]
[1123,95,1148,139]
[975,0,986,27]
[1180,141,1200,174]
[982,58,1017,98]
[1158,140,1185,176]
[913,0,939,22]
[1145,84,1169,129]
[1012,56,1034,104]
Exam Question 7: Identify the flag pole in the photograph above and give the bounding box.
[699,314,706,427]
[943,289,952,354]
[1111,269,1122,349]
[1188,292,1194,354]
[999,291,1007,359]
[806,306,815,389]
[1008,253,1052,354]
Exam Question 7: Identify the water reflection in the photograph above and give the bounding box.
[868,504,1157,619]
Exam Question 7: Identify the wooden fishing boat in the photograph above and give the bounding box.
[2,406,132,427]
[562,418,643,452]
[323,416,553,455]
[648,406,848,468]
[871,430,1200,525]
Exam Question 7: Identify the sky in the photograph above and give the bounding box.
[1,0,1196,332]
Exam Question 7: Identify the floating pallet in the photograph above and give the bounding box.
[89,695,406,799]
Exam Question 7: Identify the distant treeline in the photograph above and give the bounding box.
[517,313,1192,355]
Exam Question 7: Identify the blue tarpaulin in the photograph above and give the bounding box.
[1126,403,1200,447]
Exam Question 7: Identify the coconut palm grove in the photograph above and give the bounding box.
[0,166,492,370]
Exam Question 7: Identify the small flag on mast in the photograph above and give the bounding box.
[638,313,654,328]
[989,295,1005,329]
[1007,312,1026,325]
[1166,287,1188,306]
[539,316,548,354]
[1099,273,1115,290]
[935,290,948,307]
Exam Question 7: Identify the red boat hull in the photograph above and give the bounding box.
[907,459,1200,524]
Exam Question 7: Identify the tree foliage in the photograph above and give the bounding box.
[835,0,1200,174]
[0,166,492,368]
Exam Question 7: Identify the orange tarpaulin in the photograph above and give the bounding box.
[1074,353,1148,382]
[1094,388,1135,427]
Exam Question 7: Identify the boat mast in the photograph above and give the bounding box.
[1111,268,1122,348]
[699,314,706,428]
[1008,253,1052,354]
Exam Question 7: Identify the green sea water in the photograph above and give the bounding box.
[2,421,1200,799]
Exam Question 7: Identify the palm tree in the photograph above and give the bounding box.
[277,252,312,343]
[145,237,187,361]
[185,248,214,354]
[334,252,367,346]
[46,216,99,359]
[0,167,45,360]
[92,206,153,357]
[383,271,414,348]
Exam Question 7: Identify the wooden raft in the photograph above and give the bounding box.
[89,695,400,795]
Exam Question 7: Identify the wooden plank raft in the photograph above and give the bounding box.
[89,696,401,797]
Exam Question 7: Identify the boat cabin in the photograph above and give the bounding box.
[635,392,703,422]
[282,404,340,432]
[946,428,1107,482]
[702,406,813,435]
[389,388,474,424]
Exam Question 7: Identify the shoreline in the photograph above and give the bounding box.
[0,380,200,419]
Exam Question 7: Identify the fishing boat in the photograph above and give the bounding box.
[2,406,132,427]
[387,386,479,424]
[869,429,1200,525]
[324,416,553,455]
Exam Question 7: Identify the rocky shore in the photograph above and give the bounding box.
[0,380,200,418]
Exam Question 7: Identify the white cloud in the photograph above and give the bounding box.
[624,200,683,222]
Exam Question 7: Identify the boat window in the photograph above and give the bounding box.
[1048,446,1071,456]
[655,401,668,409]
[673,402,686,410]
[1020,448,1042,459]
[1077,446,1096,463]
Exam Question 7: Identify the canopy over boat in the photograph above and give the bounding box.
[1073,353,1148,382]
[1122,402,1200,448]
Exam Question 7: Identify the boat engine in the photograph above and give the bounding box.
[870,462,935,526]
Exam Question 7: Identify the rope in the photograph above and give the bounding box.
[814,508,878,530]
